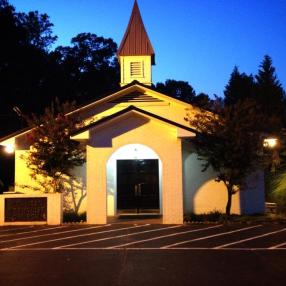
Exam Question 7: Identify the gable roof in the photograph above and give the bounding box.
[117,0,155,64]
[0,82,198,144]
[71,105,197,137]
[72,81,194,114]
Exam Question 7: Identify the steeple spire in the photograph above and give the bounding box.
[118,1,155,87]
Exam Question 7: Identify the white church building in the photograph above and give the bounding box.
[0,1,265,224]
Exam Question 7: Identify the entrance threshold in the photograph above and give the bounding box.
[107,214,162,225]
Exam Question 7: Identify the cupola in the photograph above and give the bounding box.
[117,0,155,87]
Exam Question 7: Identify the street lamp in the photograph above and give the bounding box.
[263,138,278,149]
[263,137,280,172]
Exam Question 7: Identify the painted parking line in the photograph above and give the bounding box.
[108,224,222,249]
[268,241,286,249]
[214,227,286,249]
[5,224,147,250]
[0,225,68,239]
[0,226,34,234]
[55,224,184,249]
[0,225,109,244]
[2,246,286,251]
[161,225,262,249]
[104,225,184,248]
[58,224,221,249]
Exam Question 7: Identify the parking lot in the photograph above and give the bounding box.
[0,222,285,250]
[0,223,286,286]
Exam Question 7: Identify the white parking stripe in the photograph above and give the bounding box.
[268,241,286,249]
[0,225,109,244]
[109,225,222,249]
[1,247,286,251]
[106,225,183,249]
[0,226,68,239]
[162,225,262,249]
[55,224,183,249]
[5,224,146,249]
[58,224,221,249]
[214,227,286,249]
[0,226,33,233]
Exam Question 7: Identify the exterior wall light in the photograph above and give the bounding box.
[4,144,15,154]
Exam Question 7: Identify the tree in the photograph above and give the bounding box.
[17,10,57,50]
[192,92,212,109]
[156,79,196,103]
[186,99,266,217]
[0,0,58,136]
[255,55,285,132]
[52,33,119,104]
[224,66,256,106]
[22,100,86,213]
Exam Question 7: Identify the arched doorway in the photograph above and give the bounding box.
[106,144,162,216]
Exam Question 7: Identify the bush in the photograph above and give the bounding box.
[63,211,86,223]
[184,211,224,223]
[266,169,286,214]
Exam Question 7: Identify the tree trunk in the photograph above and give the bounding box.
[70,184,78,215]
[225,185,233,218]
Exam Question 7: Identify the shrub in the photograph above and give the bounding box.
[184,211,224,222]
[63,211,86,223]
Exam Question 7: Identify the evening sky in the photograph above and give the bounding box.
[9,0,286,98]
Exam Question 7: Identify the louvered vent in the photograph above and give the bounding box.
[130,62,143,77]
[109,91,163,104]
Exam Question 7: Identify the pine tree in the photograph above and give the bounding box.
[255,55,285,131]
[224,66,255,106]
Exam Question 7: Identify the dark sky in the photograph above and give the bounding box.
[9,0,286,97]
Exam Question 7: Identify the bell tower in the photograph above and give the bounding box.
[117,0,155,87]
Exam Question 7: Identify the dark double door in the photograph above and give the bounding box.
[117,159,160,213]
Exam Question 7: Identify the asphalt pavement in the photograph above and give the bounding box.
[0,223,285,285]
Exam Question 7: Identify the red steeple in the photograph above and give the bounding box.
[118,0,155,64]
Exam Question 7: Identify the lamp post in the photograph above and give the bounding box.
[263,138,278,149]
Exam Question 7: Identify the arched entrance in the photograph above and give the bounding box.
[106,144,162,216]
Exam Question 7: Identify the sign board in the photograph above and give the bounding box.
[4,197,47,222]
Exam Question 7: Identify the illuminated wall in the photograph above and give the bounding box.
[182,140,265,215]
[14,150,87,214]
[182,141,240,214]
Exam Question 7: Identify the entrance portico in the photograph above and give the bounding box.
[74,107,193,225]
